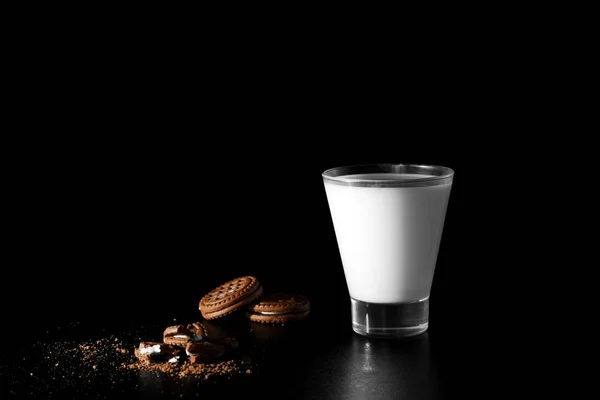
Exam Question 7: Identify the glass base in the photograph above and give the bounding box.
[351,297,429,338]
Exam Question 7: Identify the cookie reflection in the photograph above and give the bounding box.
[249,321,294,348]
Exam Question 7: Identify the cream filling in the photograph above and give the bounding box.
[172,333,203,340]
[139,344,161,355]
[257,311,288,315]
[185,349,197,356]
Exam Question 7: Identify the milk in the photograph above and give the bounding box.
[324,173,452,304]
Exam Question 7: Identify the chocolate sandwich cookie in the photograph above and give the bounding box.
[186,341,225,363]
[199,276,263,320]
[246,292,311,324]
[192,320,239,351]
[163,323,205,347]
[134,342,183,363]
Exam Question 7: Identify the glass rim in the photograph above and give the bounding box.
[322,163,454,187]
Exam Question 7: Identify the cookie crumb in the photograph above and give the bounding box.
[126,358,251,381]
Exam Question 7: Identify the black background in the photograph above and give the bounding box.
[2,11,589,397]
[12,137,498,329]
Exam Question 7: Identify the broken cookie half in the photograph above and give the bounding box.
[134,342,183,363]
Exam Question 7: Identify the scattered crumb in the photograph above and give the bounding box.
[2,334,255,398]
[42,336,254,381]
[126,358,251,381]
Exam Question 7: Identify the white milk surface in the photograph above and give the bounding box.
[324,173,452,303]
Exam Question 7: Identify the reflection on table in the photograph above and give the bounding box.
[303,332,445,400]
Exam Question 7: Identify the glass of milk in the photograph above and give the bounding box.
[323,164,454,338]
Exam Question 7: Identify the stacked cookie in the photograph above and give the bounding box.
[199,275,311,324]
[134,275,310,365]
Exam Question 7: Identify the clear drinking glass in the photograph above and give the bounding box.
[322,164,454,338]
